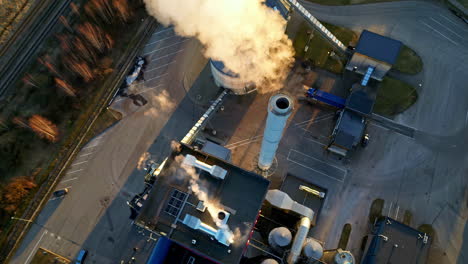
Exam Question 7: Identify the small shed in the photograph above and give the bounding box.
[346,30,402,81]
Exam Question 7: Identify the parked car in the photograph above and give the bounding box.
[53,188,69,198]
[76,249,88,264]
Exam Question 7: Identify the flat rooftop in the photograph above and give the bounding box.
[362,217,431,264]
[355,30,402,65]
[136,143,270,264]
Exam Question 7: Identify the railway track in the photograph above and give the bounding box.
[0,0,73,98]
[0,16,158,264]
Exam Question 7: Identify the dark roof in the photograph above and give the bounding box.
[210,60,239,78]
[147,236,219,264]
[346,90,375,116]
[201,141,231,162]
[265,0,289,19]
[362,217,431,264]
[136,143,270,264]
[333,110,365,149]
[355,30,402,65]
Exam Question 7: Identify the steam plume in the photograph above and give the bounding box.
[143,0,294,93]
[173,155,246,244]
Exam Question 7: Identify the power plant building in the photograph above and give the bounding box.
[361,217,431,264]
[137,143,270,264]
[346,30,402,81]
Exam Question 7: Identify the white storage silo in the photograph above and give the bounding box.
[268,227,292,248]
[303,238,324,260]
[210,60,256,95]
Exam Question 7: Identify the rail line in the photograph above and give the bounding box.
[0,17,158,264]
[0,0,72,98]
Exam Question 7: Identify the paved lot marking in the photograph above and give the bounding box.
[146,61,176,73]
[83,144,98,150]
[226,135,263,149]
[145,35,178,46]
[115,84,166,102]
[25,230,48,264]
[429,17,463,39]
[71,160,88,166]
[61,177,78,183]
[79,152,94,158]
[287,149,346,182]
[67,169,83,175]
[303,135,327,147]
[151,49,184,62]
[438,14,468,32]
[143,39,190,56]
[153,27,173,35]
[421,21,459,45]
[294,113,334,127]
[145,73,169,83]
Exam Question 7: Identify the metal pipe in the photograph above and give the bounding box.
[287,217,311,264]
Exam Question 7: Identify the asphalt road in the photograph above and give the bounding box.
[10,25,210,264]
[296,1,468,263]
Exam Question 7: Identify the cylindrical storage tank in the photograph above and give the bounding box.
[261,259,279,264]
[258,94,294,171]
[268,227,292,248]
[303,238,324,260]
[322,249,355,264]
[210,60,256,95]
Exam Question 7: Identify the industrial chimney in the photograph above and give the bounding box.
[258,94,294,171]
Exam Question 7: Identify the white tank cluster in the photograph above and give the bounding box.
[258,94,294,171]
[303,238,324,260]
[210,60,256,95]
[268,227,293,249]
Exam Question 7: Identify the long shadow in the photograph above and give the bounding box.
[13,196,65,257]
[77,71,234,263]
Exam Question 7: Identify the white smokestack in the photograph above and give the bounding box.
[258,94,293,171]
[142,0,294,93]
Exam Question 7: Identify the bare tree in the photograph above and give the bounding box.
[28,115,59,142]
[54,77,76,96]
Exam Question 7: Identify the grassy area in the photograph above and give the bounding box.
[403,210,413,226]
[456,0,468,9]
[418,224,436,239]
[393,45,423,75]
[338,223,352,249]
[369,198,384,224]
[30,247,70,264]
[374,77,418,116]
[292,22,358,74]
[0,0,34,45]
[304,0,403,5]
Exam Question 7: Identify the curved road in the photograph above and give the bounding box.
[297,1,468,263]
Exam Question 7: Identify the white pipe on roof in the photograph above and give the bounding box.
[182,154,227,180]
[287,217,311,264]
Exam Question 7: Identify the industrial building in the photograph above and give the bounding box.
[361,217,431,264]
[327,89,375,157]
[346,30,403,81]
[136,143,270,264]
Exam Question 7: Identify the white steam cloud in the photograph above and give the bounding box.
[143,0,295,93]
[173,155,246,245]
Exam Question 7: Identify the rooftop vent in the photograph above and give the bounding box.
[182,214,233,246]
[183,154,227,180]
